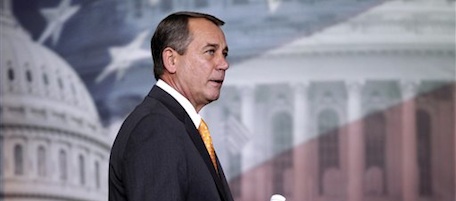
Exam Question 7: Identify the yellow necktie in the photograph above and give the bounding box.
[198,119,218,172]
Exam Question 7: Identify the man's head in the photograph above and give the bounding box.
[151,11,225,80]
[151,11,229,112]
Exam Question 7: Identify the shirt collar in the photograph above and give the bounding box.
[156,79,201,128]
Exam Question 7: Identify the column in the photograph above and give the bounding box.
[292,82,311,200]
[239,85,256,201]
[70,145,78,186]
[346,80,364,201]
[240,85,255,171]
[27,136,35,179]
[293,82,310,145]
[49,138,58,182]
[400,81,419,201]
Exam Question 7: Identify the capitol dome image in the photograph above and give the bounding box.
[0,0,110,200]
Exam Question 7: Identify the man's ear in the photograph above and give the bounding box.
[162,47,178,74]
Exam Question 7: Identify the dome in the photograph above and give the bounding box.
[0,1,110,200]
[1,11,103,141]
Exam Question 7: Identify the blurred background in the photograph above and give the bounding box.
[1,0,455,200]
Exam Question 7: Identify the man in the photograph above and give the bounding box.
[109,11,233,201]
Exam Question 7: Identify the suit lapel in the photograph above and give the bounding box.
[184,117,230,201]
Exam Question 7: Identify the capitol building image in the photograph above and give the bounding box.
[1,0,455,201]
[0,0,111,200]
[199,0,455,201]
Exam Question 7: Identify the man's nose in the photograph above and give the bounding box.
[217,56,229,70]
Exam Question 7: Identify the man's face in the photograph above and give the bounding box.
[174,18,229,111]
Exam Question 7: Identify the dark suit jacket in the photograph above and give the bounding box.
[109,86,234,201]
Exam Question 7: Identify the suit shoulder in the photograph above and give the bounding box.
[110,97,187,158]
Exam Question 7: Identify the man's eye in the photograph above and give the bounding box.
[206,50,215,55]
[223,52,228,58]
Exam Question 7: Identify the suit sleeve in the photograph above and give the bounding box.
[122,114,188,200]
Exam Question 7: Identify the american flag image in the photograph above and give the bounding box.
[1,0,455,200]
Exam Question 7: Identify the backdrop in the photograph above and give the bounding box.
[1,0,455,201]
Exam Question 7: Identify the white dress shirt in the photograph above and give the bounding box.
[156,79,201,128]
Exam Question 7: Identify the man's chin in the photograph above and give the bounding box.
[207,94,220,103]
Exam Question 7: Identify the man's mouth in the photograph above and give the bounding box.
[210,79,224,84]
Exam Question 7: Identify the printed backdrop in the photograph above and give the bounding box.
[1,0,455,200]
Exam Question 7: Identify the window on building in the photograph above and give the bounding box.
[79,154,85,185]
[8,68,14,81]
[59,150,67,181]
[26,69,32,82]
[365,112,386,195]
[318,109,339,195]
[94,161,100,188]
[14,144,24,175]
[272,112,293,195]
[43,73,49,86]
[417,109,432,196]
[37,146,46,177]
[58,78,64,89]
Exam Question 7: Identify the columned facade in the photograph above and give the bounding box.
[222,79,454,201]
[210,0,455,200]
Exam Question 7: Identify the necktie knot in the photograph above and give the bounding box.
[198,119,218,172]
